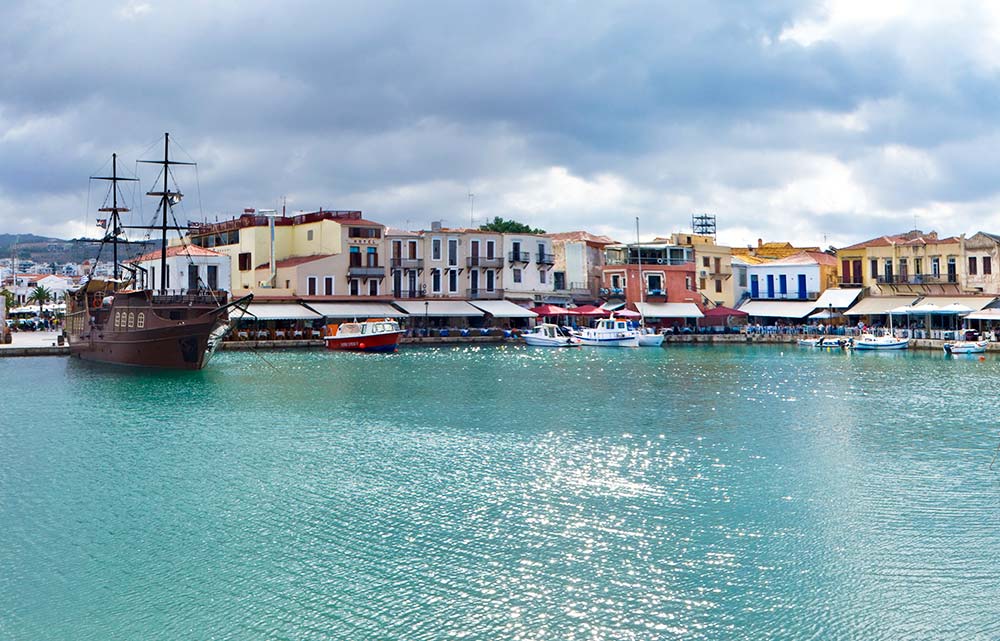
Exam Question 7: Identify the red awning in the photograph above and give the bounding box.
[529,304,579,316]
[571,304,610,317]
[703,305,749,317]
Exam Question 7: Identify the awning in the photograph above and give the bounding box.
[808,309,844,320]
[916,296,997,311]
[306,302,407,319]
[635,302,704,318]
[231,303,322,321]
[601,301,626,311]
[392,300,484,317]
[965,309,1000,321]
[737,300,817,319]
[468,300,538,318]
[844,296,918,316]
[530,304,575,316]
[814,288,864,310]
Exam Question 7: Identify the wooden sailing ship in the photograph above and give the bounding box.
[64,134,250,369]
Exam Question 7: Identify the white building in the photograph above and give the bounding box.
[745,252,836,301]
[502,233,555,305]
[135,245,231,293]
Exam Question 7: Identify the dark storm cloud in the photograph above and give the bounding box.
[2,0,1000,241]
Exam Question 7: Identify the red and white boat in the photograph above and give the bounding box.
[323,319,404,352]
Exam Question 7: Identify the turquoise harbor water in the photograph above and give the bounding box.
[1,345,999,640]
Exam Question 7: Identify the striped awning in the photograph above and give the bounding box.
[231,303,322,321]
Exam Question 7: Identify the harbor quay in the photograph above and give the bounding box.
[2,328,996,357]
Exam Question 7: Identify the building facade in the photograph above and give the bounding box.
[670,233,734,307]
[962,231,1000,294]
[547,231,617,304]
[601,241,699,309]
[836,230,964,295]
[135,245,231,294]
[745,251,837,300]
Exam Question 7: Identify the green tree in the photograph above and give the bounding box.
[478,217,545,234]
[28,285,51,317]
[2,289,13,313]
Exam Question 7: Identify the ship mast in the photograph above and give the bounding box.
[91,153,139,281]
[139,133,194,293]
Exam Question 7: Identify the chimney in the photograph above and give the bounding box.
[431,221,442,232]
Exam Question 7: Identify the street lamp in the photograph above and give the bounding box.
[424,300,429,338]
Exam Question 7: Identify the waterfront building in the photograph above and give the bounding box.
[600,240,702,326]
[962,231,1000,294]
[3,273,75,305]
[731,255,762,306]
[669,232,735,308]
[738,252,839,323]
[836,230,964,295]
[186,209,387,299]
[502,232,556,306]
[546,231,617,305]
[134,245,231,294]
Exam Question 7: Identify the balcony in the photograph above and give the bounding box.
[391,257,423,270]
[752,291,820,301]
[508,251,530,264]
[600,287,625,297]
[467,288,504,300]
[392,287,427,299]
[348,265,385,278]
[466,256,504,268]
[875,274,957,285]
[536,252,555,266]
[839,276,864,285]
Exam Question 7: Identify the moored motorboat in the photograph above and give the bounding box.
[943,340,988,355]
[522,323,580,347]
[798,338,821,347]
[323,319,404,352]
[575,318,639,347]
[851,333,909,350]
[636,327,664,347]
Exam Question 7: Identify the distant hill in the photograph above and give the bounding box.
[0,233,155,265]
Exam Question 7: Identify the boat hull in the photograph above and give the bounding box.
[636,333,664,347]
[324,331,402,352]
[852,339,909,350]
[943,341,988,354]
[68,318,227,369]
[523,334,579,347]
[577,335,639,347]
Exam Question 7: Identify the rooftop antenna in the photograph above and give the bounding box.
[692,213,716,238]
[468,191,475,227]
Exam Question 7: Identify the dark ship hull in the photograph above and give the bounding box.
[65,287,231,370]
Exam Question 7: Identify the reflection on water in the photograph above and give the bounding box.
[1,345,998,640]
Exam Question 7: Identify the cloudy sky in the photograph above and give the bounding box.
[3,0,1000,247]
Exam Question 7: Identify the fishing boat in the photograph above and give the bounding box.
[522,323,580,347]
[575,317,640,347]
[64,135,250,369]
[851,332,909,350]
[323,319,404,352]
[943,340,988,355]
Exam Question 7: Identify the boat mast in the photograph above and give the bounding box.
[636,216,645,327]
[139,133,194,293]
[92,153,139,282]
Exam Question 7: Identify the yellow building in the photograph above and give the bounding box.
[836,230,964,295]
[186,209,387,298]
[668,233,735,307]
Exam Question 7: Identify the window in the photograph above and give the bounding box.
[408,240,418,259]
[207,265,218,290]
[324,276,334,296]
[702,256,710,267]
[486,269,495,291]
[738,269,747,287]
[779,274,787,295]
[932,257,940,276]
[349,279,360,296]
[513,268,522,284]
[611,274,621,289]
[486,240,495,259]
[715,279,722,293]
[432,238,442,261]
[448,239,458,266]
[307,276,317,296]
[554,271,566,290]
[307,230,314,241]
[368,279,379,296]
[699,278,706,290]
[870,259,878,280]
[686,276,693,290]
[539,269,546,284]
[915,258,922,275]
[188,265,200,291]
[349,246,361,267]
[348,227,381,238]
[448,269,458,292]
[985,257,993,275]
[366,247,377,267]
[969,256,978,275]
[432,269,441,293]
[137,313,144,329]
[238,252,251,271]
[714,257,721,273]
[647,274,662,293]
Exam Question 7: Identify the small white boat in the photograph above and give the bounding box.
[575,318,639,347]
[798,338,821,347]
[636,327,664,347]
[522,323,580,347]
[943,340,988,355]
[851,333,909,350]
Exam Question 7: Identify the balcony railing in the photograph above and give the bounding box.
[467,288,504,300]
[466,256,504,268]
[390,257,423,270]
[536,252,555,265]
[876,274,958,285]
[839,276,864,285]
[752,291,820,301]
[392,287,427,299]
[605,258,695,267]
[508,251,531,263]
[347,265,386,278]
[600,287,626,297]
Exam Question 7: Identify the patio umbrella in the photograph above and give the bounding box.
[613,308,642,318]
[529,304,577,317]
[571,304,610,317]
